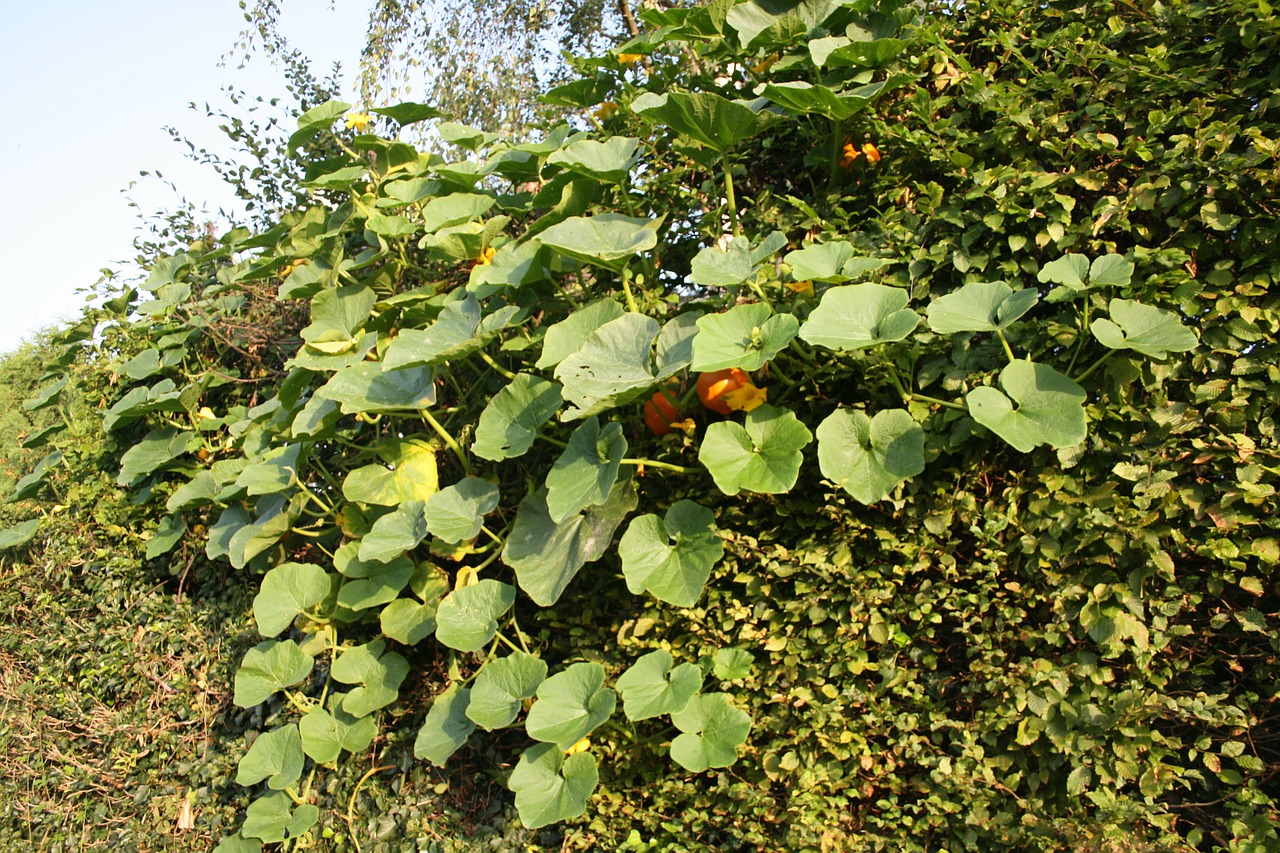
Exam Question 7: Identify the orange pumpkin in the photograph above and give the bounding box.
[696,368,751,415]
[644,387,681,435]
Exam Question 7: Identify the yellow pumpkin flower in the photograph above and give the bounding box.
[724,382,768,412]
[617,53,644,64]
[785,280,816,298]
[862,142,882,163]
[592,101,619,121]
[670,417,698,437]
[475,246,497,266]
[565,737,591,755]
[196,406,216,421]
[749,53,780,75]
[839,142,861,169]
[344,112,374,132]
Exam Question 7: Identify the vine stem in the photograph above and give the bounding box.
[476,350,516,381]
[420,409,474,475]
[1074,351,1114,383]
[621,267,641,313]
[345,765,395,853]
[621,458,699,474]
[722,155,742,237]
[912,393,967,411]
[996,328,1017,364]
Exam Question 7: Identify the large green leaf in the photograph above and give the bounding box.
[467,651,549,730]
[253,562,334,636]
[1091,299,1198,358]
[798,283,920,351]
[816,409,924,504]
[234,640,314,708]
[809,34,907,68]
[926,281,1039,334]
[24,377,66,412]
[241,791,320,844]
[424,477,501,543]
[298,694,378,764]
[0,519,40,551]
[503,476,638,606]
[655,312,703,379]
[699,404,812,495]
[669,693,752,772]
[783,241,886,283]
[287,99,351,152]
[358,499,428,563]
[342,440,438,505]
[472,374,564,461]
[524,663,616,750]
[236,724,304,791]
[762,79,894,121]
[383,294,519,369]
[329,639,409,717]
[536,299,626,370]
[631,91,770,154]
[691,303,799,372]
[689,232,787,288]
[618,500,723,607]
[317,363,437,414]
[435,580,517,652]
[413,684,475,766]
[554,313,661,419]
[545,417,628,523]
[538,214,661,272]
[336,558,415,611]
[299,284,376,352]
[420,192,496,232]
[614,649,703,721]
[117,428,196,485]
[966,361,1088,452]
[509,744,598,829]
[235,444,302,496]
[228,494,304,569]
[379,597,439,645]
[546,136,642,184]
[725,0,843,47]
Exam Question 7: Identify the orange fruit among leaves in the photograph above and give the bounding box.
[644,387,682,435]
[697,368,752,415]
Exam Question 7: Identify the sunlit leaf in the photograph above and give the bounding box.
[669,692,752,772]
[435,580,517,652]
[926,281,1039,334]
[631,91,771,153]
[615,649,703,721]
[691,303,799,372]
[509,744,598,829]
[798,283,920,351]
[234,640,314,708]
[472,374,564,461]
[966,361,1087,452]
[241,791,320,844]
[538,214,661,272]
[467,651,548,730]
[317,363,437,414]
[329,638,409,717]
[698,404,812,495]
[358,499,428,563]
[236,724,304,791]
[525,663,616,750]
[424,477,501,543]
[545,417,628,523]
[253,562,334,636]
[299,694,378,764]
[816,408,925,504]
[618,501,723,607]
[1091,299,1198,358]
[413,684,475,766]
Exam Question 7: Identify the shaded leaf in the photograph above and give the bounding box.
[413,684,475,766]
[254,562,333,636]
[509,744,598,830]
[669,692,752,772]
[435,580,517,652]
[234,640,314,708]
[618,500,723,607]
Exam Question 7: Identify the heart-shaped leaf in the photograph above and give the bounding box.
[631,91,770,154]
[799,283,920,351]
[241,791,320,844]
[379,597,439,645]
[0,519,40,551]
[554,313,661,419]
[435,579,516,652]
[1091,299,1198,358]
[547,136,642,184]
[712,648,753,681]
[253,562,334,636]
[525,662,616,750]
[545,417,628,523]
[669,692,752,772]
[413,684,476,766]
[816,408,925,504]
[286,99,351,152]
[689,231,787,288]
[425,478,501,543]
[536,299,626,369]
[926,281,1039,334]
[966,361,1087,452]
[420,193,496,233]
[342,440,438,506]
[472,374,564,461]
[509,744,598,829]
[298,694,378,763]
[785,241,886,283]
[762,79,893,121]
[503,476,638,606]
[329,639,409,717]
[336,558,414,612]
[358,500,428,563]
[466,651,549,730]
[234,640,314,708]
[300,284,376,351]
[615,649,703,721]
[236,724,304,791]
[538,214,661,272]
[618,500,723,607]
[117,428,196,485]
[317,363,437,414]
[691,303,799,372]
[698,404,812,495]
[384,294,519,369]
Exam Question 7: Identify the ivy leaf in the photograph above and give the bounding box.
[435,580,517,652]
[712,648,754,681]
[799,283,920,351]
[425,477,501,543]
[342,440,439,506]
[545,417,628,523]
[298,695,377,764]
[615,649,703,721]
[413,684,476,766]
[1091,299,1198,358]
[329,639,410,717]
[236,724,304,791]
[466,651,549,730]
[966,361,1088,452]
[670,693,752,772]
[815,409,925,505]
[926,281,1039,334]
[509,744,599,830]
[536,300,625,369]
[358,499,428,563]
[618,500,723,607]
[503,476,638,606]
[253,562,334,636]
[631,91,770,153]
[538,214,661,272]
[241,791,320,844]
[525,662,616,750]
[691,303,799,372]
[698,404,813,495]
[234,640,314,708]
[317,363,437,414]
[554,313,660,419]
[472,374,564,461]
[546,136,642,184]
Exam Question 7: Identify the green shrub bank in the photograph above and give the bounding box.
[5,0,1278,850]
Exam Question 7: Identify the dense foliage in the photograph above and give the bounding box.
[3,0,1278,850]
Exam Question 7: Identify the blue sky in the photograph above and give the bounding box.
[0,0,369,353]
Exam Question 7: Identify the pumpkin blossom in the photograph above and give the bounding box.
[565,737,591,755]
[592,101,619,121]
[785,280,816,298]
[617,53,644,64]
[723,382,768,413]
[862,142,882,163]
[839,142,861,168]
[749,53,780,75]
[344,112,374,132]
[475,246,497,266]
